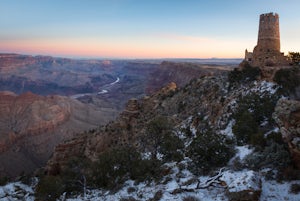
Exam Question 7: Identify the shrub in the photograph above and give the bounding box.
[290,183,300,194]
[127,187,137,194]
[60,157,90,194]
[274,67,300,93]
[187,130,235,175]
[280,166,300,181]
[160,131,184,162]
[120,197,138,201]
[0,176,8,186]
[288,52,300,65]
[244,141,291,170]
[144,116,172,158]
[228,63,261,88]
[266,132,285,145]
[148,190,163,201]
[182,196,201,201]
[143,116,184,162]
[91,146,162,189]
[130,157,162,183]
[91,146,139,189]
[35,175,65,201]
[232,93,279,146]
[233,110,259,145]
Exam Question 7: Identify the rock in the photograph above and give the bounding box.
[220,170,261,201]
[273,98,300,168]
[45,76,230,175]
[0,91,118,178]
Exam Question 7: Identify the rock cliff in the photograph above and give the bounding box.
[273,99,300,168]
[46,74,278,174]
[0,91,118,177]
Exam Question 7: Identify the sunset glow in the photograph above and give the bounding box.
[1,0,300,59]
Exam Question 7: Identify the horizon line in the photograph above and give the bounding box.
[0,52,243,61]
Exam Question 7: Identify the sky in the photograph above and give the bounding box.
[0,0,300,59]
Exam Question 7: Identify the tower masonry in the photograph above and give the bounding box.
[245,12,289,67]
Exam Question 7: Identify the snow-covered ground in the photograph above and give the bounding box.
[1,80,298,201]
[1,170,299,201]
[0,182,35,201]
[61,166,300,201]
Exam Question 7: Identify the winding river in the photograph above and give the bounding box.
[70,77,120,99]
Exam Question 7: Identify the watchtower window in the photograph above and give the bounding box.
[266,57,269,59]
[267,49,270,52]
[260,49,263,52]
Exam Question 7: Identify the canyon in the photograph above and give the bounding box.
[0,54,237,178]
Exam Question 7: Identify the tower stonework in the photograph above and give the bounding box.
[245,12,289,67]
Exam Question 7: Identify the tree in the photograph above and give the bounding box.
[288,52,300,65]
[143,116,184,162]
[274,67,300,93]
[144,116,172,159]
[187,130,235,174]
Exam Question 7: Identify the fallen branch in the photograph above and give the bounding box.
[196,167,226,189]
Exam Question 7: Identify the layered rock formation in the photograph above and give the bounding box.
[41,66,300,200]
[146,61,230,93]
[0,91,118,177]
[45,75,234,174]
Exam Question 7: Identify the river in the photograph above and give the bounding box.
[70,77,120,99]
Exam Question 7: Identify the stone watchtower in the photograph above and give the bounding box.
[245,12,289,67]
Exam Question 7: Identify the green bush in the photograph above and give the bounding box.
[60,157,90,194]
[274,67,300,93]
[143,116,184,162]
[187,130,235,175]
[0,176,8,186]
[160,131,184,162]
[228,63,261,88]
[91,146,162,189]
[182,196,201,201]
[244,141,291,170]
[288,52,300,65]
[35,175,65,201]
[290,183,300,194]
[233,110,259,145]
[232,93,279,145]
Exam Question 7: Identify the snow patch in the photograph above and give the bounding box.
[220,120,235,137]
[235,145,253,161]
[0,182,35,201]
[220,170,260,193]
[97,89,108,94]
[261,178,300,201]
[249,81,278,95]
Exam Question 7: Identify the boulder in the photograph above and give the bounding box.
[220,170,261,201]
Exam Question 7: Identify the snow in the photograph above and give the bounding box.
[64,162,229,201]
[220,170,260,193]
[156,152,164,160]
[141,152,152,160]
[97,89,108,94]
[260,179,300,201]
[220,120,235,137]
[176,116,198,147]
[1,167,298,201]
[0,182,35,201]
[249,81,278,95]
[235,145,253,161]
[264,127,280,137]
[165,180,179,192]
